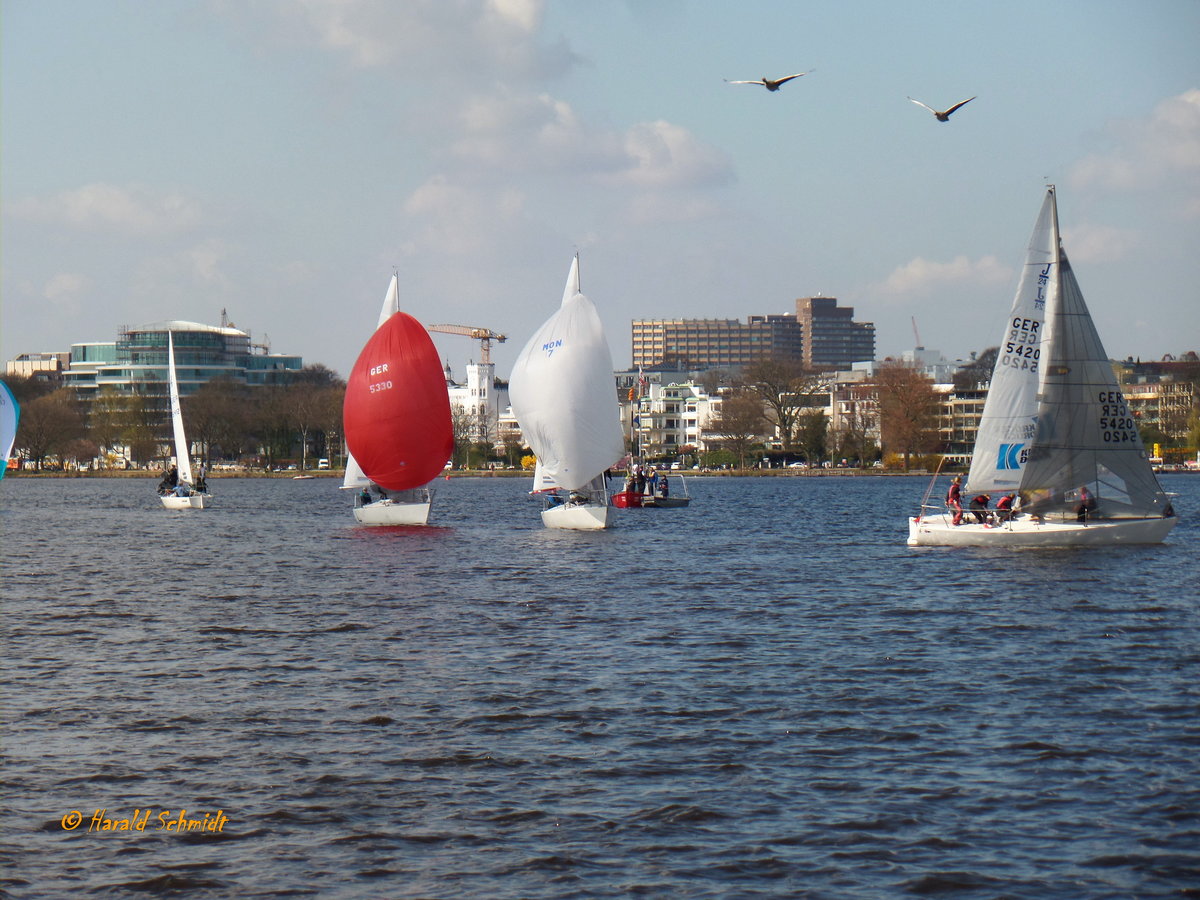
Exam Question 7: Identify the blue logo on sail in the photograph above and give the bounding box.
[997,443,1026,470]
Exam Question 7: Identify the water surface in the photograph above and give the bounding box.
[3,474,1198,898]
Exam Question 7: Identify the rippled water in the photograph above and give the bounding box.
[3,474,1199,898]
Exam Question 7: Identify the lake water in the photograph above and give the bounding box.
[3,474,1198,899]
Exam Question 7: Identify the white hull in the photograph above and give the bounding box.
[542,502,610,530]
[353,498,432,526]
[160,492,210,510]
[908,513,1177,547]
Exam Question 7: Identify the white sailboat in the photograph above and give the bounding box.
[908,187,1177,547]
[509,254,625,530]
[341,274,454,526]
[159,332,210,509]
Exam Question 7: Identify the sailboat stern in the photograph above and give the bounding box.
[541,501,610,530]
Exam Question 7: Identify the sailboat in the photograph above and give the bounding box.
[159,331,211,509]
[0,380,19,479]
[908,187,1177,547]
[509,254,625,530]
[341,274,453,526]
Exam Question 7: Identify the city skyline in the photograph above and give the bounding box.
[3,2,1198,380]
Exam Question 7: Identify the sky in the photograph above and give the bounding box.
[3,0,1199,382]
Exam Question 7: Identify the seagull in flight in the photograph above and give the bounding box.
[907,96,976,122]
[725,71,812,92]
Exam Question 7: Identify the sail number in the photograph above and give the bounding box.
[368,363,393,394]
[1098,391,1138,443]
[1001,316,1041,372]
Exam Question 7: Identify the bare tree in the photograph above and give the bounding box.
[740,358,827,450]
[15,389,85,469]
[706,390,767,468]
[875,362,940,470]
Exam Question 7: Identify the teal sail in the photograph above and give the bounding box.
[0,380,19,479]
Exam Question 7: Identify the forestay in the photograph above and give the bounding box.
[965,191,1054,495]
[167,332,194,486]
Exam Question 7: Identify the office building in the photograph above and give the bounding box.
[796,297,875,370]
[631,315,803,370]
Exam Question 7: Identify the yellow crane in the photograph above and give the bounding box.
[426,324,507,365]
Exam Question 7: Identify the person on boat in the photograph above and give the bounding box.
[969,494,991,524]
[995,492,1015,523]
[546,492,564,507]
[1076,485,1097,522]
[359,487,372,506]
[568,490,587,505]
[946,476,963,525]
[657,473,669,499]
[195,463,207,492]
[173,482,190,497]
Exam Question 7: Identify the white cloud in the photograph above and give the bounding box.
[43,272,88,303]
[10,183,201,235]
[451,90,733,190]
[609,120,735,190]
[221,0,573,79]
[1070,89,1200,201]
[1061,223,1138,264]
[879,255,1011,297]
[402,175,528,256]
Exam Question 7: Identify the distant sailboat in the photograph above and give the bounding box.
[509,254,625,530]
[908,187,1177,546]
[341,274,453,526]
[0,380,19,479]
[159,332,211,509]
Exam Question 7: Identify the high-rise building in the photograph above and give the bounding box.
[795,297,875,370]
[631,297,875,372]
[631,315,803,370]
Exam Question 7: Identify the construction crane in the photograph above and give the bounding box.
[426,324,507,365]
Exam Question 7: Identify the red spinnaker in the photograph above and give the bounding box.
[343,312,453,492]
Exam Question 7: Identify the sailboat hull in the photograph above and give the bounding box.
[161,493,210,510]
[907,514,1177,547]
[353,498,433,526]
[542,502,610,530]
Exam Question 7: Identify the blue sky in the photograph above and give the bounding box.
[3,0,1198,380]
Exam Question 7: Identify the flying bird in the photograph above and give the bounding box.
[725,71,812,92]
[907,96,976,122]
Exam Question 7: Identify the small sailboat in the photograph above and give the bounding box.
[908,187,1177,547]
[509,254,625,530]
[159,332,211,509]
[341,274,453,526]
[0,380,19,479]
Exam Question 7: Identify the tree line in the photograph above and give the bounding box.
[5,366,347,471]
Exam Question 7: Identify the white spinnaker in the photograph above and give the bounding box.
[509,256,624,493]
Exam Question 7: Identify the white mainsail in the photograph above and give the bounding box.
[167,332,194,486]
[965,190,1054,494]
[342,274,402,490]
[509,255,624,493]
[1018,192,1173,519]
